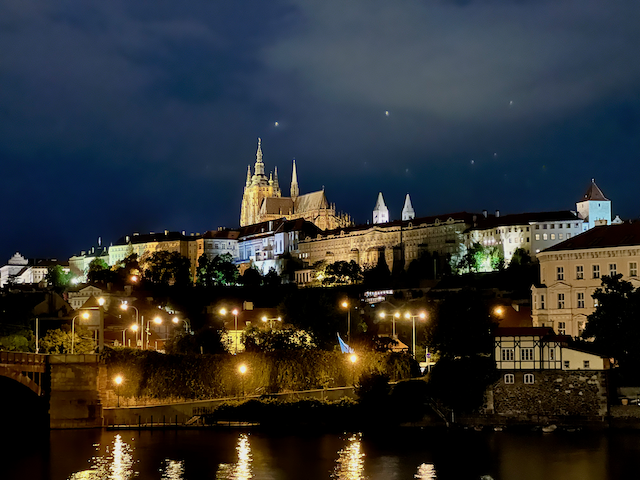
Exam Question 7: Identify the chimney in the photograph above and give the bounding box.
[482,210,488,218]
[495,210,500,218]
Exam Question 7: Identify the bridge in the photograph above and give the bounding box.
[0,352,106,429]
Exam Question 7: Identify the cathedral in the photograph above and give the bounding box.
[240,139,350,230]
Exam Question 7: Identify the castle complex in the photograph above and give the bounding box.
[240,139,350,231]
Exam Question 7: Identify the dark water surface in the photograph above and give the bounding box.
[3,427,640,479]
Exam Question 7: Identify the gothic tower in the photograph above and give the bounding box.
[240,138,281,226]
[291,159,299,200]
[576,179,611,231]
[373,192,389,224]
[402,193,415,221]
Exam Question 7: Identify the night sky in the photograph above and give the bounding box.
[1,1,639,261]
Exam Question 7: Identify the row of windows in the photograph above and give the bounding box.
[504,373,535,384]
[557,263,638,281]
[537,293,596,310]
[535,233,572,241]
[501,347,557,362]
[535,223,580,230]
[556,320,586,336]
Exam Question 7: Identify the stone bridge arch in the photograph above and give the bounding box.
[0,352,46,396]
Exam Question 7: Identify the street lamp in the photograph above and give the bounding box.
[404,312,427,360]
[341,300,351,344]
[378,311,400,338]
[146,316,163,350]
[120,303,141,348]
[71,312,90,354]
[114,375,123,407]
[238,364,247,398]
[220,308,240,354]
[349,353,358,386]
[261,316,282,329]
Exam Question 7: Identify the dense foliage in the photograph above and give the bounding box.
[102,348,415,400]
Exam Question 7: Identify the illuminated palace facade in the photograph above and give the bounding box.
[240,138,350,231]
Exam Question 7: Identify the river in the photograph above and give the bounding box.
[3,427,640,480]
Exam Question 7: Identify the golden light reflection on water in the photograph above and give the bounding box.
[415,463,437,479]
[331,433,366,480]
[161,459,185,480]
[69,434,135,480]
[216,433,253,480]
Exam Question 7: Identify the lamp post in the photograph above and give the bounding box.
[341,301,351,344]
[404,312,427,359]
[120,303,141,347]
[114,375,123,407]
[349,353,358,386]
[261,316,282,330]
[238,364,247,398]
[71,312,90,354]
[220,308,240,354]
[378,312,399,339]
[146,316,163,350]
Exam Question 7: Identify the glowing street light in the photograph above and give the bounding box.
[378,311,400,338]
[145,316,163,350]
[71,311,90,354]
[341,300,351,344]
[238,364,247,398]
[220,308,240,354]
[120,303,141,348]
[114,375,123,407]
[349,353,358,386]
[404,312,427,360]
[261,316,282,329]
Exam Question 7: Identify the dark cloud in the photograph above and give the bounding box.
[0,0,638,260]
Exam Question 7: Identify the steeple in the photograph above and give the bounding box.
[373,192,389,224]
[290,158,299,199]
[576,178,612,231]
[402,193,415,221]
[273,166,280,189]
[254,137,265,177]
[245,165,251,186]
[269,172,274,186]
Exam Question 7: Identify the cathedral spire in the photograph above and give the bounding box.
[373,192,389,224]
[254,137,265,176]
[273,166,280,189]
[245,165,251,186]
[290,158,299,199]
[402,193,415,221]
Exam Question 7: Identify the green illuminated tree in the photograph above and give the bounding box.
[142,251,191,286]
[45,265,72,291]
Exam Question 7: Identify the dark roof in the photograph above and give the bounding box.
[493,327,570,342]
[113,231,197,246]
[542,222,640,253]
[316,211,477,238]
[470,211,581,230]
[201,229,240,240]
[579,179,608,202]
[239,217,320,239]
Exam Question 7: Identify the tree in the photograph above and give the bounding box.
[242,324,316,352]
[142,251,192,286]
[322,260,363,286]
[425,289,495,360]
[39,325,94,354]
[46,265,72,291]
[240,267,263,289]
[87,258,116,284]
[164,328,227,355]
[582,274,640,374]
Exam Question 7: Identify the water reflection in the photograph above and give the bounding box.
[69,434,135,480]
[332,433,366,480]
[415,463,437,479]
[216,433,253,480]
[161,459,185,480]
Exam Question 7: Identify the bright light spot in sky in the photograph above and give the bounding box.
[509,100,513,106]
[470,160,475,165]
[274,121,279,127]
[385,111,389,116]
[494,153,498,157]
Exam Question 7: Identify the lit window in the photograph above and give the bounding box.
[504,374,515,384]
[593,265,600,278]
[567,233,571,238]
[577,292,585,308]
[583,360,590,369]
[524,373,535,384]
[521,348,534,361]
[551,234,556,240]
[609,263,617,276]
[576,265,584,280]
[557,293,565,309]
[501,348,515,361]
[631,262,638,277]
[559,234,563,240]
[557,267,564,280]
[543,234,548,240]
[535,234,540,241]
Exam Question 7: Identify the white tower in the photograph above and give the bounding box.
[576,179,611,231]
[402,194,415,221]
[290,159,299,200]
[373,192,389,224]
